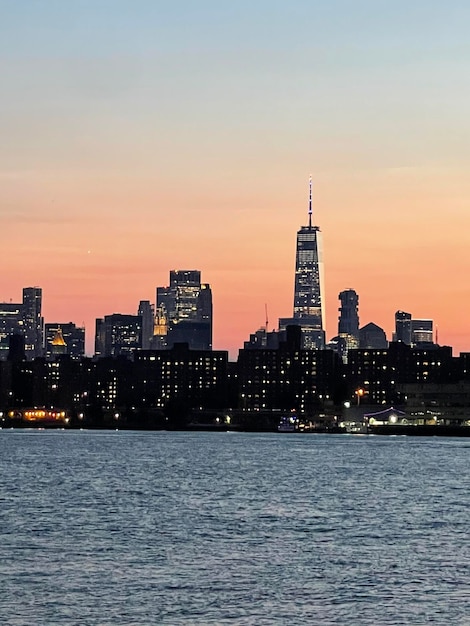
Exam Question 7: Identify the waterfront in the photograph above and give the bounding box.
[0,430,468,625]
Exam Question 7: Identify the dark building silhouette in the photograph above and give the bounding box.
[8,334,26,363]
[95,318,106,357]
[138,300,154,350]
[347,342,454,405]
[338,289,359,338]
[359,322,388,349]
[328,288,360,363]
[395,310,412,345]
[133,344,228,412]
[243,327,281,350]
[238,325,342,414]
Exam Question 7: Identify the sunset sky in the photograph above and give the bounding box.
[2,1,470,358]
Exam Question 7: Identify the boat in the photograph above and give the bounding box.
[1,408,70,428]
[277,414,299,432]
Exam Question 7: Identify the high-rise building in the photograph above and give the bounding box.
[104,314,142,358]
[94,314,142,358]
[138,300,154,350]
[411,319,434,346]
[45,323,85,359]
[0,302,23,360]
[359,322,388,349]
[95,318,106,357]
[338,289,359,338]
[279,178,325,349]
[0,287,43,360]
[394,312,434,347]
[395,310,412,345]
[156,270,213,350]
[22,287,43,359]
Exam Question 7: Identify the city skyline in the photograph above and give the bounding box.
[2,2,470,356]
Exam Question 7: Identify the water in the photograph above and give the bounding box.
[0,430,468,625]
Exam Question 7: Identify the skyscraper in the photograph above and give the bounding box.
[100,314,142,358]
[359,322,388,349]
[411,319,434,346]
[395,310,412,345]
[0,302,23,360]
[279,178,326,349]
[338,289,359,338]
[22,287,43,359]
[138,300,154,350]
[44,323,85,359]
[0,287,43,360]
[156,270,213,350]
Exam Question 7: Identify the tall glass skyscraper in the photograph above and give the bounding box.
[156,270,213,350]
[279,179,326,349]
[22,287,43,359]
[395,310,412,345]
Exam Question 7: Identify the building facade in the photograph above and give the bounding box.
[411,319,434,347]
[45,323,85,359]
[358,322,388,349]
[156,270,213,350]
[338,289,359,338]
[279,179,325,349]
[98,314,142,358]
[0,303,24,360]
[22,287,43,359]
[0,287,43,360]
[395,310,412,345]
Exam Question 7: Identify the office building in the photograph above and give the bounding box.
[98,314,142,358]
[22,287,43,359]
[0,302,24,360]
[0,287,43,360]
[138,300,154,350]
[338,289,359,338]
[156,270,213,350]
[395,310,412,345]
[411,319,434,347]
[45,323,85,359]
[279,179,326,349]
[358,322,388,349]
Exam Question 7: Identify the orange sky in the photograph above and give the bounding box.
[2,2,470,358]
[2,165,470,358]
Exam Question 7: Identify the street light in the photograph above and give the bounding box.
[355,388,365,406]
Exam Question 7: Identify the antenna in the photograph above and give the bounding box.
[308,175,312,229]
[435,325,439,345]
[265,303,269,331]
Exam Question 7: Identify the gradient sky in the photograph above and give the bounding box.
[2,1,470,358]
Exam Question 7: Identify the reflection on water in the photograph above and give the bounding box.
[0,431,468,625]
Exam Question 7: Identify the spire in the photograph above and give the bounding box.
[51,327,66,347]
[308,175,312,229]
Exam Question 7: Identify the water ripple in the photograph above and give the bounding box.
[0,430,469,625]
